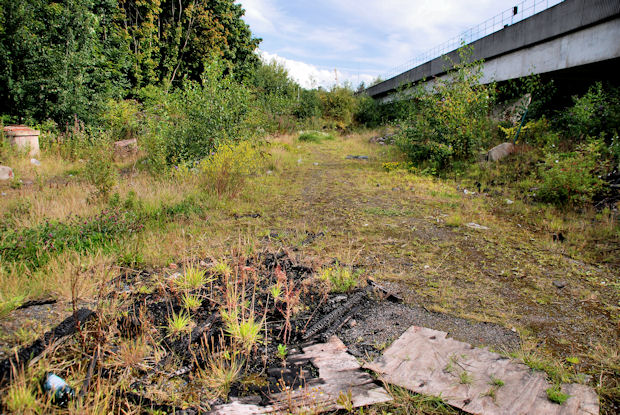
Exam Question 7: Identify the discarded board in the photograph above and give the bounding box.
[211,336,392,414]
[365,326,599,415]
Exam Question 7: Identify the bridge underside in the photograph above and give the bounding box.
[366,0,620,102]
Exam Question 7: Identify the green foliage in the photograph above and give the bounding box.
[141,61,253,166]
[84,141,118,199]
[0,209,143,270]
[249,59,300,134]
[397,46,493,171]
[319,86,356,130]
[537,138,607,207]
[319,263,361,293]
[294,89,322,120]
[546,385,569,405]
[102,99,143,141]
[298,131,334,143]
[560,82,620,139]
[167,311,192,336]
[0,0,129,124]
[197,140,262,197]
[276,343,288,360]
[0,0,259,125]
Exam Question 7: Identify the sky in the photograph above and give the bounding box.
[237,0,553,89]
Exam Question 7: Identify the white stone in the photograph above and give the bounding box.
[0,166,14,181]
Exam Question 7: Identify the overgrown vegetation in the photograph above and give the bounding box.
[0,4,618,413]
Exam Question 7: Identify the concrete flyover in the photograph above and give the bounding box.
[365,0,620,101]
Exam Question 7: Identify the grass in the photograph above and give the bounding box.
[546,385,569,404]
[319,263,362,293]
[167,311,193,337]
[0,130,618,413]
[459,371,473,385]
[298,130,334,142]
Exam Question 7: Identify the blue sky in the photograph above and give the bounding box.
[238,0,558,88]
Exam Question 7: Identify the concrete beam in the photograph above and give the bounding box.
[366,0,620,98]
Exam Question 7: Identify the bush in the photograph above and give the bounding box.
[319,86,356,131]
[560,82,620,139]
[537,138,607,207]
[396,46,493,172]
[141,60,253,167]
[102,99,143,141]
[84,141,117,199]
[198,141,262,197]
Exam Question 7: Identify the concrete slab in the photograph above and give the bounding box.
[365,326,598,415]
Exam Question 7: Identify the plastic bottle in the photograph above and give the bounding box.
[42,373,75,407]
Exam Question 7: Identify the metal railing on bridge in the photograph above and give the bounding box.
[381,0,565,81]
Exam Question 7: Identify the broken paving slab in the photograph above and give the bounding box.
[210,336,392,414]
[365,326,599,415]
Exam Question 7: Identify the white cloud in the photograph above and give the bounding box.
[259,50,376,89]
[240,0,539,81]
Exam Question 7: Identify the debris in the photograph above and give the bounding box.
[113,138,138,158]
[43,373,75,407]
[465,222,489,230]
[346,155,369,160]
[313,162,319,166]
[303,291,367,341]
[0,308,95,384]
[4,125,40,156]
[266,170,273,175]
[553,281,567,289]
[486,142,515,162]
[366,326,599,415]
[552,232,565,243]
[30,158,41,166]
[369,133,396,145]
[506,199,514,204]
[0,166,13,181]
[211,336,392,414]
[17,298,57,309]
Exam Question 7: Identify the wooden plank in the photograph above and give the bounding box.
[365,326,599,415]
[210,336,392,414]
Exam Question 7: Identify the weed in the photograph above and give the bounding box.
[84,140,118,200]
[221,307,262,353]
[276,343,288,361]
[489,376,505,387]
[319,263,361,293]
[199,351,243,399]
[175,264,211,291]
[198,141,262,197]
[446,213,463,227]
[270,283,282,301]
[5,378,39,413]
[167,311,192,337]
[459,371,473,385]
[336,389,354,412]
[182,293,202,311]
[546,385,569,404]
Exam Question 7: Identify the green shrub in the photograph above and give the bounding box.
[396,46,493,172]
[198,141,262,197]
[140,60,253,167]
[561,82,620,139]
[319,86,356,130]
[102,99,143,141]
[84,141,117,199]
[537,138,606,207]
